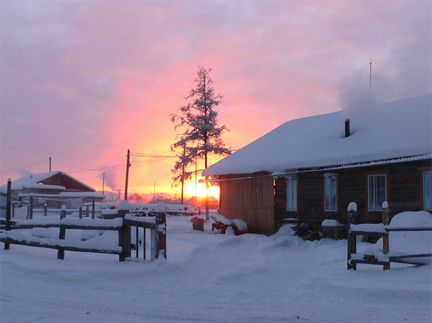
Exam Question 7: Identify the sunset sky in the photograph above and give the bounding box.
[1,0,431,198]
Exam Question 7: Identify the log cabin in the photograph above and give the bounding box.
[203,95,432,235]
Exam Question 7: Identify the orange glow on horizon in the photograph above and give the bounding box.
[185,182,220,200]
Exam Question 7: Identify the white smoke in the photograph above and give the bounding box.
[17,168,32,177]
[101,168,121,190]
[340,69,377,131]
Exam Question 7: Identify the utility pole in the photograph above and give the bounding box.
[124,149,131,200]
[195,156,198,199]
[181,142,186,204]
[49,157,52,172]
[102,172,105,196]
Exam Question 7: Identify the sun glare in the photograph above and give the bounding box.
[185,182,220,199]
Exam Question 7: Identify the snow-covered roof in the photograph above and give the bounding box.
[204,95,432,176]
[0,171,95,193]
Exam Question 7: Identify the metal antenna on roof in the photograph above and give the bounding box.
[369,58,372,95]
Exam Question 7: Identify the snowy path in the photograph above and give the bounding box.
[1,217,431,323]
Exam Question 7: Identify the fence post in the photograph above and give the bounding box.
[382,201,390,270]
[60,205,66,219]
[92,198,95,219]
[118,225,131,261]
[156,212,167,259]
[135,226,139,258]
[79,207,82,219]
[347,202,357,270]
[86,205,89,217]
[143,228,146,259]
[151,225,158,260]
[44,203,48,216]
[57,225,66,260]
[118,202,131,262]
[29,196,33,219]
[4,179,12,250]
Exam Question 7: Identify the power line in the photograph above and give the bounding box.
[132,153,177,159]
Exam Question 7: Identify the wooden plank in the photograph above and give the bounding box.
[388,258,430,266]
[29,196,33,219]
[156,213,167,259]
[57,226,65,260]
[135,226,139,258]
[12,223,121,230]
[348,230,387,236]
[4,179,11,250]
[151,228,157,260]
[382,207,390,270]
[118,224,131,262]
[390,253,432,259]
[60,225,120,231]
[124,219,156,229]
[0,237,121,255]
[143,228,146,259]
[92,199,95,219]
[13,223,59,229]
[347,208,356,270]
[351,259,390,266]
[386,227,432,232]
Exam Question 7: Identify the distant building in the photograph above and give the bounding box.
[0,171,104,213]
[204,95,432,235]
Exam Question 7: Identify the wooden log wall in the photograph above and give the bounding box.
[275,159,432,230]
[219,174,275,235]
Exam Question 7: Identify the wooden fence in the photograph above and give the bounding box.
[0,213,166,262]
[0,180,167,262]
[347,202,431,270]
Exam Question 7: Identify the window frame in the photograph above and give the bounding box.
[367,174,387,212]
[423,171,432,211]
[286,175,297,212]
[323,173,337,212]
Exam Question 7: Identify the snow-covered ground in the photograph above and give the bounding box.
[1,215,431,323]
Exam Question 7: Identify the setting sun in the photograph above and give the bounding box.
[184,181,220,200]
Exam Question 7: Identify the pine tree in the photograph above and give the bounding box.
[171,67,231,216]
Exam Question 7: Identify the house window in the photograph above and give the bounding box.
[368,174,387,211]
[286,176,297,211]
[324,173,337,211]
[424,171,432,211]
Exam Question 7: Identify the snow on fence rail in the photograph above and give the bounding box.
[1,181,167,262]
[347,202,432,270]
[1,213,166,261]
